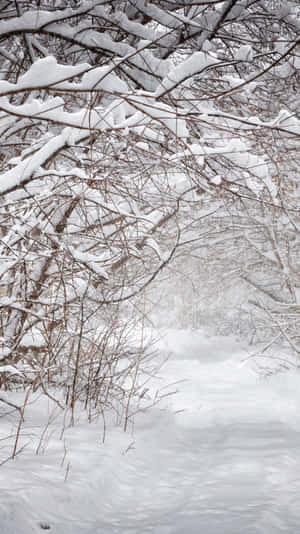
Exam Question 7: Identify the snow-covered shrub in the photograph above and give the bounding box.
[0,0,299,439]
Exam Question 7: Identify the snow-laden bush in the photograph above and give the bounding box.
[0,0,299,438]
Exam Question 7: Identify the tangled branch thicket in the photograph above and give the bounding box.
[0,0,299,428]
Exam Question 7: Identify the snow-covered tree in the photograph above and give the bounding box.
[0,0,299,419]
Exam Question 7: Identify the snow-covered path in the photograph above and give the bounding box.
[1,329,300,533]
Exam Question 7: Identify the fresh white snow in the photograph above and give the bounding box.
[0,327,300,533]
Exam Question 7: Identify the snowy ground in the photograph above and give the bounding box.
[1,328,300,533]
